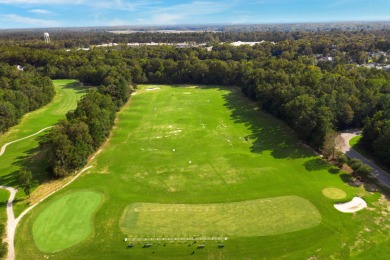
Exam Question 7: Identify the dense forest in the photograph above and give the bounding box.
[0,63,54,133]
[1,29,390,176]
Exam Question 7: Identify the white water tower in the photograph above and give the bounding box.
[43,32,50,43]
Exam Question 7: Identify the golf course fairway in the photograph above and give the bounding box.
[15,85,390,259]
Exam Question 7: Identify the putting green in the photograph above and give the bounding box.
[322,188,347,199]
[32,191,103,253]
[120,196,321,237]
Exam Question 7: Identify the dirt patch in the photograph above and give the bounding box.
[27,175,75,205]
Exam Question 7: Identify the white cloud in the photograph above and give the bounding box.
[29,9,55,15]
[137,1,231,25]
[1,14,61,27]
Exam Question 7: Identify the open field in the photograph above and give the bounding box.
[0,80,87,215]
[16,85,390,259]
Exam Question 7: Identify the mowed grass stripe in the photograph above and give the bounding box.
[120,196,321,237]
[32,191,103,253]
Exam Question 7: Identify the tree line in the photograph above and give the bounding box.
[361,95,390,166]
[0,63,54,134]
[41,73,131,177]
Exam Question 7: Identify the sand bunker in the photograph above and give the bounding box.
[334,197,367,213]
[146,87,160,91]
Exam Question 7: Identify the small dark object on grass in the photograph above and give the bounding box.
[197,244,205,249]
[191,250,195,255]
[143,243,152,248]
[188,244,191,247]
[127,243,134,248]
[152,251,155,254]
[218,244,224,248]
[193,240,196,244]
[163,243,167,247]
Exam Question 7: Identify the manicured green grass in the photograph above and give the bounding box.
[322,187,347,199]
[0,80,87,217]
[121,196,321,237]
[32,191,103,253]
[16,85,390,259]
[349,135,361,148]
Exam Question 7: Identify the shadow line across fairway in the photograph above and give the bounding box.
[221,88,312,160]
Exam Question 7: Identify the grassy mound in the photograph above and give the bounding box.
[32,191,103,253]
[120,196,321,237]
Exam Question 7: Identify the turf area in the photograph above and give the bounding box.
[16,85,390,259]
[120,196,321,237]
[32,191,103,253]
[322,188,347,199]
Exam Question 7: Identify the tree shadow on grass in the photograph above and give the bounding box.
[7,134,51,187]
[328,167,341,174]
[221,89,312,159]
[63,81,91,95]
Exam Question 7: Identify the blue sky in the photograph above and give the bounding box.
[0,0,389,29]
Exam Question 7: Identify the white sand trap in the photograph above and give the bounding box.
[146,87,160,91]
[334,197,367,213]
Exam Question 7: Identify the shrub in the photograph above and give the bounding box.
[355,164,372,179]
[348,158,363,171]
[336,153,348,167]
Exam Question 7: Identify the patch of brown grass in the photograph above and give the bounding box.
[27,175,75,205]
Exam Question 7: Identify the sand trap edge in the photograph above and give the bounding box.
[334,197,367,213]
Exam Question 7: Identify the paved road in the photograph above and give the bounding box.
[337,131,390,189]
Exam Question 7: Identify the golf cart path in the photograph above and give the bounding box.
[0,166,92,260]
[337,130,390,189]
[0,186,17,260]
[0,126,53,157]
[0,126,93,260]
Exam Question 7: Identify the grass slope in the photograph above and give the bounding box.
[16,85,390,259]
[32,191,103,253]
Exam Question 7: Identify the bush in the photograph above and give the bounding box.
[348,158,363,171]
[355,164,372,179]
[336,153,348,167]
